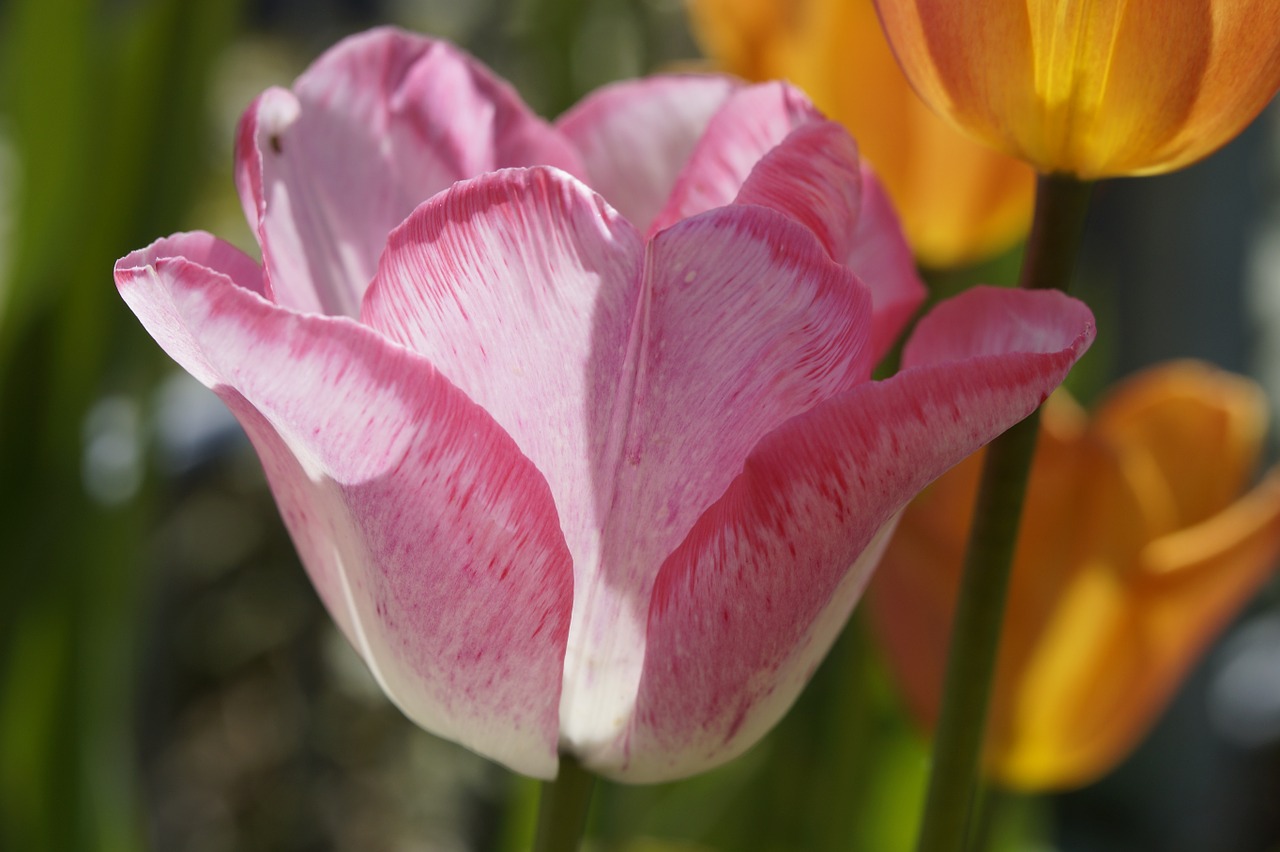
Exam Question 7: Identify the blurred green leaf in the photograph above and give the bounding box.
[0,1,244,849]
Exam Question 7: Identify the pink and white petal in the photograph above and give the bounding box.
[731,120,862,263]
[845,166,927,364]
[235,27,583,318]
[362,166,645,594]
[648,82,823,236]
[115,247,573,778]
[115,233,268,387]
[556,75,738,232]
[901,285,1095,370]
[607,287,1094,781]
[725,118,924,366]
[560,206,874,757]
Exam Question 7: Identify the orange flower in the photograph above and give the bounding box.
[688,0,1034,267]
[868,362,1280,789]
[873,0,1280,178]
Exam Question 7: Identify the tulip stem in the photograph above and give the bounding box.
[913,174,1093,852]
[532,754,596,852]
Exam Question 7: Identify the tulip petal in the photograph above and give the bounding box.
[869,356,1280,791]
[562,205,875,755]
[1151,0,1280,174]
[611,286,1094,780]
[116,234,573,778]
[362,166,645,594]
[1001,470,1280,789]
[875,0,1280,177]
[235,27,583,317]
[730,119,862,262]
[845,165,927,362]
[1092,362,1269,535]
[729,121,925,363]
[649,82,824,235]
[556,75,739,233]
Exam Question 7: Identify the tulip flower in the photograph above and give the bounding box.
[115,28,1094,783]
[873,0,1280,178]
[688,0,1035,266]
[868,362,1280,790]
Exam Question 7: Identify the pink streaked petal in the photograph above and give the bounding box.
[728,121,926,364]
[115,248,573,778]
[556,75,738,233]
[610,288,1095,781]
[648,82,823,236]
[362,166,645,591]
[234,27,583,318]
[561,206,874,756]
[902,285,1095,369]
[115,233,267,386]
[846,166,927,364]
[731,120,862,263]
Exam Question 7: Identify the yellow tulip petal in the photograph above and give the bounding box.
[993,433,1157,789]
[1093,361,1268,532]
[685,0,793,80]
[996,566,1141,789]
[689,0,1034,266]
[869,361,1280,791]
[1133,0,1280,175]
[874,0,1280,177]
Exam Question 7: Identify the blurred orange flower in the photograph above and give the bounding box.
[688,0,1034,267]
[873,0,1280,178]
[868,362,1280,790]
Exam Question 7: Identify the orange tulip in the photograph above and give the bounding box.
[868,362,1280,789]
[688,0,1035,267]
[873,0,1280,178]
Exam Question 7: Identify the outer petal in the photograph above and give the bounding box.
[115,234,573,778]
[556,75,739,233]
[564,205,874,757]
[361,166,644,589]
[611,286,1094,781]
[235,27,583,317]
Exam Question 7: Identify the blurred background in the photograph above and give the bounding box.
[1,0,1279,849]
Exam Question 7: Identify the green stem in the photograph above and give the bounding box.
[533,754,597,852]
[913,174,1093,852]
[1015,175,1095,293]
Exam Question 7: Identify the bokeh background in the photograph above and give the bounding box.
[2,0,1279,849]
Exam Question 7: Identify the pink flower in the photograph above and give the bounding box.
[114,28,1093,782]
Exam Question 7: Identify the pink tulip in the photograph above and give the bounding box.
[114,28,1094,782]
